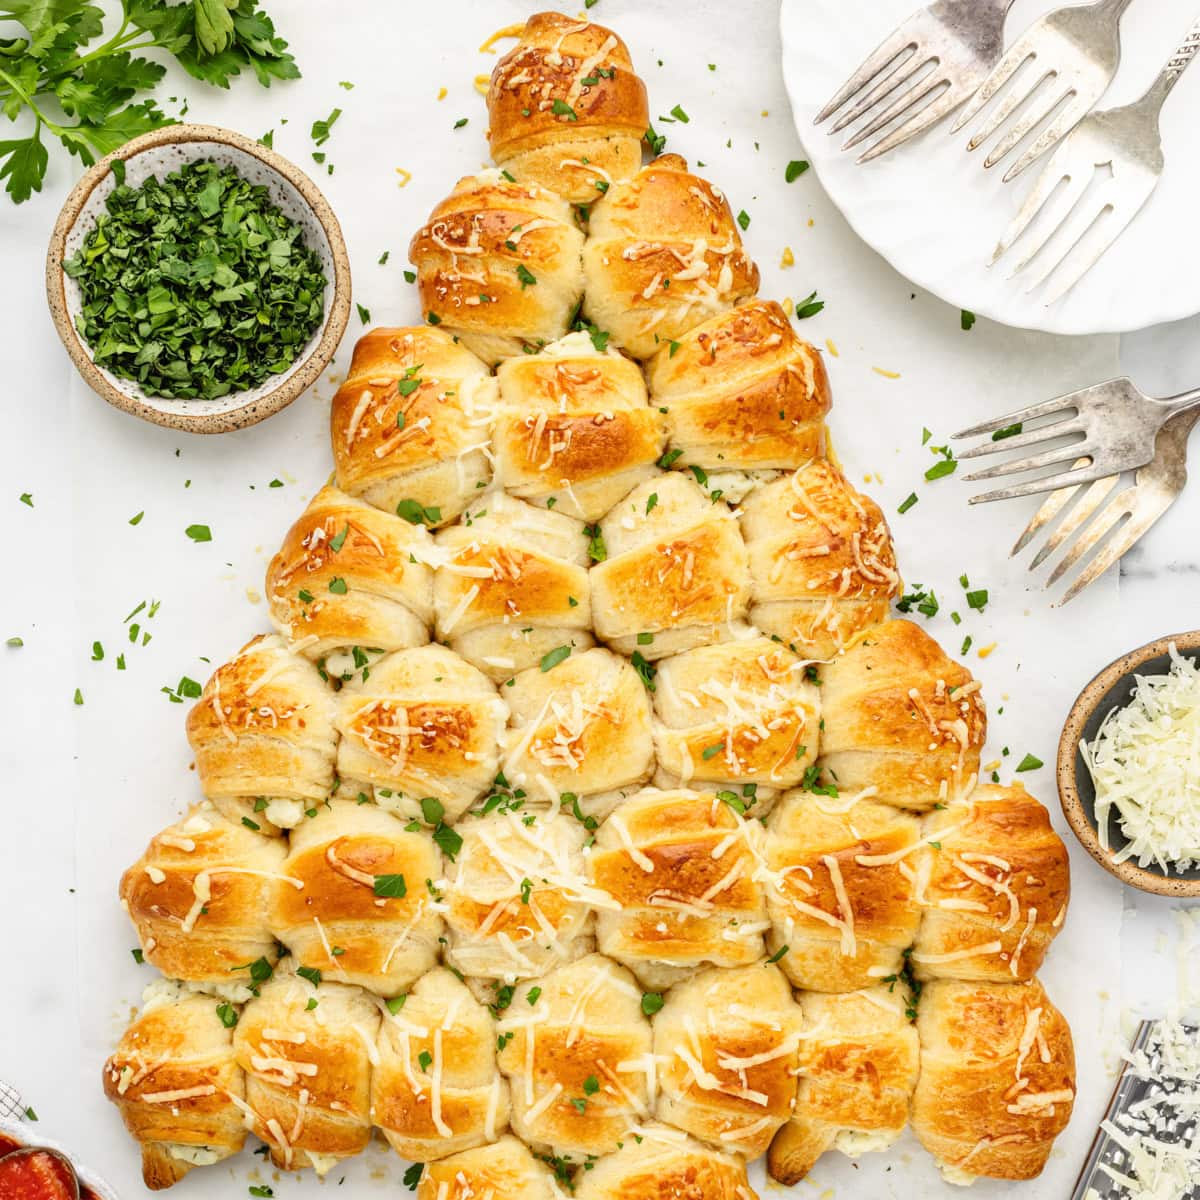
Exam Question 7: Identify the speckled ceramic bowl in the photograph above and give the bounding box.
[0,1115,120,1200]
[1058,630,1200,898]
[46,124,351,434]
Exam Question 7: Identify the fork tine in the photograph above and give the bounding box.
[983,84,1074,168]
[1011,471,1086,556]
[1058,498,1172,604]
[1004,167,1092,275]
[966,461,1129,505]
[1029,474,1123,568]
[1002,100,1090,182]
[830,54,930,134]
[991,156,1085,267]
[842,73,946,149]
[950,45,1033,134]
[962,441,1088,483]
[816,30,918,124]
[858,83,967,161]
[966,67,1053,152]
[957,418,1082,461]
[1041,202,1145,305]
[1046,493,1134,585]
[953,395,1078,440]
[1022,197,1113,293]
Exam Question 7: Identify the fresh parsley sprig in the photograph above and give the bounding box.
[0,0,299,204]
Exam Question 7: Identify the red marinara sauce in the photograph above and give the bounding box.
[0,1135,100,1200]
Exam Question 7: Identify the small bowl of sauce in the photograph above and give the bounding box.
[0,1123,117,1200]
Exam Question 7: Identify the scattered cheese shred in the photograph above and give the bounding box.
[479,23,525,53]
[825,338,839,357]
[474,74,490,95]
[872,367,901,380]
[1082,645,1200,872]
[395,167,412,188]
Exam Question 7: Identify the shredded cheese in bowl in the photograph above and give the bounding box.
[1082,645,1200,873]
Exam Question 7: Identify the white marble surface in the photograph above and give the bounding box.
[0,2,1197,1197]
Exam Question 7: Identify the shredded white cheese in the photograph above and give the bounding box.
[1082,646,1200,872]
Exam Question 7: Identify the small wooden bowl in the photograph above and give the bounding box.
[1058,630,1200,897]
[46,124,352,435]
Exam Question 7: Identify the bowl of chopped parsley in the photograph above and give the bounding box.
[47,123,351,433]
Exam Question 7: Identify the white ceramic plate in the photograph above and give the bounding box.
[779,0,1200,335]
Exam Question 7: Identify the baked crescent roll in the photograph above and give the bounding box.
[646,300,830,474]
[575,1123,759,1200]
[911,783,1070,984]
[762,793,924,992]
[652,637,819,801]
[591,474,752,660]
[767,983,919,1184]
[120,802,287,985]
[372,966,510,1161]
[486,12,649,205]
[234,967,380,1174]
[269,799,443,997]
[496,953,654,1159]
[409,171,585,365]
[817,620,986,810]
[103,983,247,1190]
[445,807,606,987]
[738,460,902,660]
[266,484,434,669]
[330,326,497,526]
[582,154,760,359]
[588,788,768,990]
[434,492,594,682]
[492,331,665,520]
[654,964,804,1158]
[500,647,654,812]
[912,977,1076,1183]
[415,1135,561,1200]
[335,644,508,823]
[186,634,338,833]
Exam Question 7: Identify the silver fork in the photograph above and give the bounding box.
[951,0,1134,180]
[814,0,1016,162]
[952,376,1200,503]
[1012,408,1200,603]
[991,13,1200,301]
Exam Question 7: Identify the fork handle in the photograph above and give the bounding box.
[1144,15,1200,106]
[1162,384,1200,421]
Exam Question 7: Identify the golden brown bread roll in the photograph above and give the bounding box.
[645,299,830,473]
[652,636,819,801]
[911,977,1076,1183]
[444,807,604,986]
[496,953,654,1159]
[434,492,594,682]
[330,326,497,526]
[763,793,924,992]
[588,788,768,990]
[501,646,654,813]
[335,644,508,823]
[576,1122,759,1200]
[409,171,585,365]
[582,154,759,359]
[911,783,1070,983]
[120,802,287,985]
[590,474,752,660]
[492,331,664,520]
[486,12,649,205]
[269,799,443,997]
[372,967,509,1161]
[415,1135,562,1200]
[767,983,919,1184]
[738,460,902,660]
[265,484,434,667]
[185,634,338,833]
[103,984,247,1190]
[817,620,986,810]
[234,967,380,1173]
[653,963,803,1158]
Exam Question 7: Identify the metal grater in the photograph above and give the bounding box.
[0,1080,26,1122]
[1071,1019,1200,1200]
